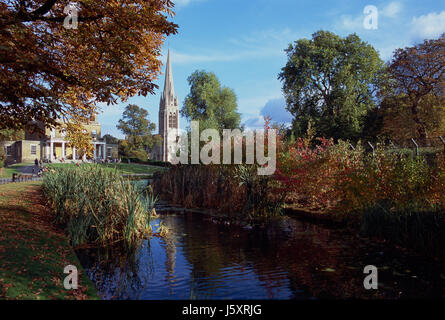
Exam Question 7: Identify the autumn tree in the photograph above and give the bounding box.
[278,30,386,142]
[181,70,241,133]
[386,34,445,142]
[0,0,178,133]
[0,129,24,141]
[117,104,156,161]
[64,121,94,158]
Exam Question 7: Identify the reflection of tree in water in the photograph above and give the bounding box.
[179,213,290,298]
[77,212,445,299]
[177,214,384,299]
[180,214,237,297]
[76,241,154,299]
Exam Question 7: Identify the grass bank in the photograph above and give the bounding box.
[0,181,98,299]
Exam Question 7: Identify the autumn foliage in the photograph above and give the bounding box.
[274,131,445,217]
[0,0,178,131]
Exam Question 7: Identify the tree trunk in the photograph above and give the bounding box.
[411,101,428,144]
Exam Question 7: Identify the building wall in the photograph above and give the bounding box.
[43,122,102,140]
[1,141,19,165]
[106,144,119,159]
[1,116,115,163]
[20,140,42,163]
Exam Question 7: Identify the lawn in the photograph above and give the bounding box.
[46,162,166,175]
[0,163,33,178]
[0,181,98,300]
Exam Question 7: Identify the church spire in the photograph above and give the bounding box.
[163,48,175,102]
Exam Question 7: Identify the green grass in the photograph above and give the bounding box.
[0,163,33,178]
[0,181,99,300]
[46,162,166,175]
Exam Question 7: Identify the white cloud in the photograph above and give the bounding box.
[337,14,363,31]
[337,2,403,31]
[244,115,265,129]
[242,97,292,130]
[260,98,292,124]
[381,2,403,18]
[411,11,445,39]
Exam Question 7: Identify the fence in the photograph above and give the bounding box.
[0,176,42,185]
[352,136,445,157]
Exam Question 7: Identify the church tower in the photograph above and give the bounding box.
[158,49,179,162]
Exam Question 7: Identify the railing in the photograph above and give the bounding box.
[0,176,43,185]
[353,136,445,156]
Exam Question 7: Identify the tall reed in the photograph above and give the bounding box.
[43,165,156,247]
[152,164,283,219]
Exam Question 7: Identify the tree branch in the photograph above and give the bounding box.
[30,0,59,17]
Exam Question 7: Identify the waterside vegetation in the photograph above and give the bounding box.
[43,165,157,247]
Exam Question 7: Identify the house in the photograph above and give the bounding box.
[1,115,118,165]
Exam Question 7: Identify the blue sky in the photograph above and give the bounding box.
[98,0,445,138]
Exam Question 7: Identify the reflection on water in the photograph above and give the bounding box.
[76,211,445,299]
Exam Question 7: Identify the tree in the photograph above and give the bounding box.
[379,93,445,142]
[181,70,241,133]
[0,0,178,132]
[102,134,119,145]
[278,30,386,141]
[0,145,5,168]
[0,129,24,141]
[117,104,156,160]
[387,34,445,142]
[65,121,93,157]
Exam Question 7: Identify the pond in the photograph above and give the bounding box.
[76,209,445,300]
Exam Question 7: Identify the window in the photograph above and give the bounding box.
[30,145,37,155]
[5,145,12,156]
[168,113,173,128]
[92,130,97,136]
[173,112,178,127]
[107,147,112,158]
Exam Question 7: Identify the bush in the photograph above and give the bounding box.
[275,135,445,214]
[43,165,157,247]
[337,149,442,215]
[275,137,364,210]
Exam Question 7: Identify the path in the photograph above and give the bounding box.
[16,165,39,175]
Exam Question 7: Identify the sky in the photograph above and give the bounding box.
[98,0,445,138]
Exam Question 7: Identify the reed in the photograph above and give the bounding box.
[43,165,156,247]
[152,164,283,219]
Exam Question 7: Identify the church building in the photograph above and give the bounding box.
[152,49,180,162]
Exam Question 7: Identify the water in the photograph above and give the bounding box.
[76,210,445,299]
